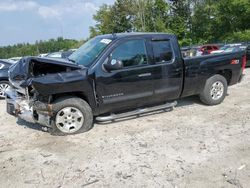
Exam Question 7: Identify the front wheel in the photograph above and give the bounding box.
[50,97,93,135]
[199,75,228,105]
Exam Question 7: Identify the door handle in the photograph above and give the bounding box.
[138,73,152,77]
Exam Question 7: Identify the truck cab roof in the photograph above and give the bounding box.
[99,32,176,40]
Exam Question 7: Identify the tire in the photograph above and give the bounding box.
[50,96,93,135]
[0,81,10,99]
[199,74,228,105]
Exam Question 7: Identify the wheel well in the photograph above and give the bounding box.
[52,92,89,104]
[217,70,232,85]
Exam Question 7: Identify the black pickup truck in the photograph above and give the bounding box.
[6,33,246,135]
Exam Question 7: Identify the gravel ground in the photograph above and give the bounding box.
[0,69,250,188]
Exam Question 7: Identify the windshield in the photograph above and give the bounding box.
[68,37,112,67]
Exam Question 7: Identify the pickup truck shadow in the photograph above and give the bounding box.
[176,95,202,107]
[96,96,202,125]
[15,95,212,132]
[16,118,49,133]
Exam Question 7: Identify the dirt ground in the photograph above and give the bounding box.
[0,69,250,188]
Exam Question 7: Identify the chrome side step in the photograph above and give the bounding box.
[96,101,177,122]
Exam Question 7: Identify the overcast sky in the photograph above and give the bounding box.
[0,0,115,46]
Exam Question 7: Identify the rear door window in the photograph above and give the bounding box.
[152,40,173,63]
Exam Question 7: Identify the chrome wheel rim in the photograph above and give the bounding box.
[210,81,224,100]
[55,107,84,133]
[0,83,9,98]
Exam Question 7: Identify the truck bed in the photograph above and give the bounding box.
[181,51,245,97]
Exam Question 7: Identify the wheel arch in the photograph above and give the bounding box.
[216,69,232,85]
[0,78,9,82]
[51,91,97,114]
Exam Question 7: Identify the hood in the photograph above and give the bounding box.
[8,56,88,94]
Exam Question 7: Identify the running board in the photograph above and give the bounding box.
[96,101,177,122]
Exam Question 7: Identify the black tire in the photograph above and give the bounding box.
[199,74,228,105]
[50,96,93,136]
[0,80,10,99]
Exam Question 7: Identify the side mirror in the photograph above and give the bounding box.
[104,59,123,71]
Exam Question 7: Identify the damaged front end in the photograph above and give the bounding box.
[6,56,90,127]
[6,87,52,127]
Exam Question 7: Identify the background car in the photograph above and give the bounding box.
[246,44,250,67]
[38,53,48,57]
[181,46,203,57]
[211,43,244,54]
[223,45,246,53]
[181,47,191,58]
[0,59,14,98]
[196,45,219,56]
[45,49,77,59]
[8,57,22,63]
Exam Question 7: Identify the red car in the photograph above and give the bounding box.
[197,45,219,56]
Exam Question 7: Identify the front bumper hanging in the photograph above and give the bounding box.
[5,87,52,127]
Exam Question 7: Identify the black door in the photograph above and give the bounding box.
[150,39,183,102]
[95,38,155,114]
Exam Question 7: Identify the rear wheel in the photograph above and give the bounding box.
[199,75,228,105]
[0,81,10,99]
[50,97,93,135]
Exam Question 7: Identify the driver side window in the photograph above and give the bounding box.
[111,39,148,68]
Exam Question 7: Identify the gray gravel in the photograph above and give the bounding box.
[0,69,250,188]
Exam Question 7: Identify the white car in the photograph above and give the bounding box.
[211,44,243,54]
[8,57,22,63]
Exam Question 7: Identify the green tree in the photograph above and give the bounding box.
[192,0,250,43]
[89,4,114,37]
[90,0,135,37]
[90,0,170,36]
[169,0,192,45]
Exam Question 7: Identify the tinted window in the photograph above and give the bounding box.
[111,39,148,67]
[152,40,173,63]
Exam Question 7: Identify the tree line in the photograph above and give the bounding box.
[0,0,249,59]
[0,38,83,59]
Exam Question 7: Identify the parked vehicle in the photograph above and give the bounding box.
[196,45,219,56]
[8,57,22,63]
[246,44,250,67]
[5,33,246,135]
[0,60,14,98]
[224,46,247,53]
[211,45,230,54]
[211,43,245,54]
[38,53,48,57]
[181,47,191,58]
[45,50,76,59]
